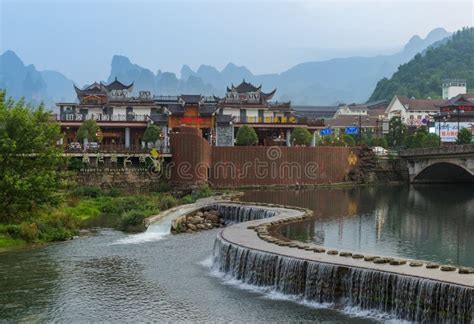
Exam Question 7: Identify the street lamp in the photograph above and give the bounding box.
[354,114,370,145]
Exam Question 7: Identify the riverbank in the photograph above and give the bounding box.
[0,184,213,253]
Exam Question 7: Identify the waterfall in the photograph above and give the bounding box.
[215,204,276,223]
[212,238,473,322]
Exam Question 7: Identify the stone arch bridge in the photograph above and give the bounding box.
[400,144,474,183]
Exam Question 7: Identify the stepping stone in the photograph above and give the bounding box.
[426,263,440,269]
[440,265,456,272]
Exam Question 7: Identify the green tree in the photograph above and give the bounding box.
[371,137,388,148]
[143,124,161,145]
[456,127,472,144]
[77,119,98,142]
[387,116,407,148]
[423,133,440,147]
[0,92,63,222]
[290,127,312,146]
[340,134,356,146]
[235,125,258,146]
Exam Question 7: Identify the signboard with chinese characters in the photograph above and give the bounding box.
[345,127,359,135]
[320,128,332,136]
[435,122,474,142]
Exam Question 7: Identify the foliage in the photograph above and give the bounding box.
[235,125,258,146]
[456,127,472,144]
[191,183,213,199]
[340,134,356,146]
[119,210,147,232]
[143,125,161,144]
[76,119,98,142]
[158,195,177,210]
[179,195,196,205]
[404,126,440,148]
[290,127,313,146]
[18,222,39,242]
[386,117,407,148]
[370,27,474,101]
[0,92,63,222]
[74,186,104,198]
[371,137,388,148]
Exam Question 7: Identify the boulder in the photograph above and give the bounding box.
[187,223,197,231]
[189,216,204,225]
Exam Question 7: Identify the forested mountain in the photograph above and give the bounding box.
[370,27,474,101]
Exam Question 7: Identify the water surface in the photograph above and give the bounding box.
[242,184,474,267]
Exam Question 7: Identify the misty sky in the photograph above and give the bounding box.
[1,0,473,84]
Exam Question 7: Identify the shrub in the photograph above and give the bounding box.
[155,182,171,193]
[106,188,121,197]
[74,186,103,198]
[143,125,161,145]
[119,210,147,232]
[179,195,196,205]
[19,222,39,242]
[456,127,472,144]
[235,125,258,146]
[159,195,177,211]
[290,127,313,146]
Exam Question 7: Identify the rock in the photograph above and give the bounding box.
[426,263,440,269]
[458,267,474,274]
[389,260,406,266]
[339,252,352,257]
[352,254,364,259]
[327,250,338,255]
[185,229,194,234]
[187,223,197,231]
[189,216,204,225]
[196,211,204,217]
[206,214,220,223]
[364,256,376,261]
[373,258,389,264]
[440,265,456,272]
[409,262,423,267]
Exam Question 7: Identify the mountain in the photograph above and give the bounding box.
[0,50,75,107]
[0,27,452,106]
[369,27,474,101]
[175,28,451,104]
[107,55,217,96]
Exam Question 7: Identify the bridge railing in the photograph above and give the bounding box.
[400,144,474,157]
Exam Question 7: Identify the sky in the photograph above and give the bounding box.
[1,0,473,84]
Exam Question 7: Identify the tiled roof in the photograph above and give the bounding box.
[216,114,234,125]
[231,80,261,93]
[396,96,446,111]
[149,113,168,125]
[293,105,338,119]
[325,115,380,128]
[199,104,217,116]
[180,94,202,104]
[103,77,133,91]
[167,104,185,115]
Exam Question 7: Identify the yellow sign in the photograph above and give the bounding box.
[348,151,358,166]
[150,148,160,159]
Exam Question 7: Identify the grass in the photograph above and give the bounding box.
[0,234,27,251]
[0,184,214,252]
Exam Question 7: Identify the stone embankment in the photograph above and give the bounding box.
[171,207,225,233]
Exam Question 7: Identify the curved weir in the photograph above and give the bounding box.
[211,203,474,322]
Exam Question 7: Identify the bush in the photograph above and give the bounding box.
[119,210,147,232]
[74,186,103,198]
[19,222,39,242]
[192,184,212,199]
[159,195,177,210]
[143,125,161,145]
[235,125,258,146]
[290,127,313,146]
[457,127,472,144]
[179,195,196,205]
[154,182,171,193]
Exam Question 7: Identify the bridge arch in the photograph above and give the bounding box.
[413,162,474,183]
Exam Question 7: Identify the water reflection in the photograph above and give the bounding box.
[242,185,474,267]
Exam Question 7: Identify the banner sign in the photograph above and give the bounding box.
[435,122,474,142]
[320,128,332,136]
[345,127,359,135]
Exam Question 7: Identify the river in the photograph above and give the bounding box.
[0,184,472,322]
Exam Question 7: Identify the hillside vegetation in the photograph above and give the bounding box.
[369,27,474,101]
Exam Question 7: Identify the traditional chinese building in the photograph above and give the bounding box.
[216,80,302,146]
[57,78,165,149]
